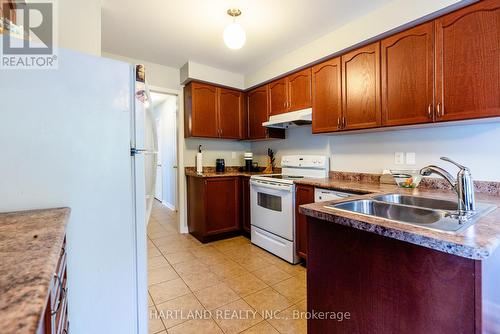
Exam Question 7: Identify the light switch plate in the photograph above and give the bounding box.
[406,152,416,165]
[231,152,236,159]
[394,152,405,165]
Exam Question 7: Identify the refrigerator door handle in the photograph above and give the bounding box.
[130,148,158,156]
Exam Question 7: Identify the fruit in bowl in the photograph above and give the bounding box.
[390,170,423,188]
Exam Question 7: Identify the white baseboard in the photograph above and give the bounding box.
[162,201,176,211]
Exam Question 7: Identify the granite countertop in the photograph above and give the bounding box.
[0,208,70,334]
[185,166,279,178]
[297,177,500,260]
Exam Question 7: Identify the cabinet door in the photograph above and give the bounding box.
[205,178,240,235]
[341,42,381,130]
[247,86,269,139]
[189,82,219,138]
[218,88,243,139]
[312,58,342,133]
[381,22,434,126]
[288,68,312,112]
[435,0,500,122]
[269,78,288,115]
[241,177,251,233]
[295,185,315,260]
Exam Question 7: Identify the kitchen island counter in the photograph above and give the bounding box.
[297,177,500,260]
[298,176,500,333]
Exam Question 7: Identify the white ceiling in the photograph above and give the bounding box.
[101,0,393,74]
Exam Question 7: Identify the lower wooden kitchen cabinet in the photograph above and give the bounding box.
[38,237,68,334]
[187,176,241,242]
[295,185,315,260]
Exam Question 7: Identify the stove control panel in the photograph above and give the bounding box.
[281,155,328,169]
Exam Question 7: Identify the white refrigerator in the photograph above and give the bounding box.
[0,46,156,334]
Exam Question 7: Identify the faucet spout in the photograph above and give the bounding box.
[420,157,476,215]
[420,165,456,187]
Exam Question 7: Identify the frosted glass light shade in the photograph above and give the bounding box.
[223,22,246,50]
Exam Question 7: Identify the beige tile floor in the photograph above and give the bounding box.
[147,201,307,334]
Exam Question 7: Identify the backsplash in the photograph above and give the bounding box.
[328,171,500,196]
[184,138,250,167]
[250,123,500,182]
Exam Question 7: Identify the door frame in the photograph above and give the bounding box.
[148,85,183,228]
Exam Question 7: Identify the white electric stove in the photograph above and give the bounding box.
[250,155,329,263]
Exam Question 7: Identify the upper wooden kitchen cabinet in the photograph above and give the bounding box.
[184,82,244,139]
[312,57,342,133]
[269,68,312,116]
[381,22,435,126]
[295,184,315,260]
[288,68,313,112]
[184,82,219,138]
[434,0,500,122]
[247,85,286,140]
[341,42,381,130]
[269,78,288,116]
[218,88,244,139]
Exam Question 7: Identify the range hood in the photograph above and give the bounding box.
[262,108,312,129]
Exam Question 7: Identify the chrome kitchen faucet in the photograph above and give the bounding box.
[420,157,476,217]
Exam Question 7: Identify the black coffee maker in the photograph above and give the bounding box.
[215,159,225,173]
[244,152,253,172]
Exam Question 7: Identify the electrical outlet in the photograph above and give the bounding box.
[406,152,416,165]
[394,152,405,165]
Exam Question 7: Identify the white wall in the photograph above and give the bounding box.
[244,0,471,87]
[56,0,102,56]
[184,138,250,167]
[251,122,500,182]
[103,52,181,91]
[180,61,245,89]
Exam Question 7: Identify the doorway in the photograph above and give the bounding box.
[150,91,178,211]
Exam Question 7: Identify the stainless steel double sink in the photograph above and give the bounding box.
[326,193,496,233]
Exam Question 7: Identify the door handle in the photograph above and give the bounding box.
[337,117,341,129]
[342,116,346,129]
[428,104,433,119]
[436,103,443,117]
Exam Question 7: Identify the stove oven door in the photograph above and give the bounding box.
[250,180,294,240]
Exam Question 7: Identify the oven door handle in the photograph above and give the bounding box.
[250,180,293,192]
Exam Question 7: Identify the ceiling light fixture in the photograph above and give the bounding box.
[223,9,246,50]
